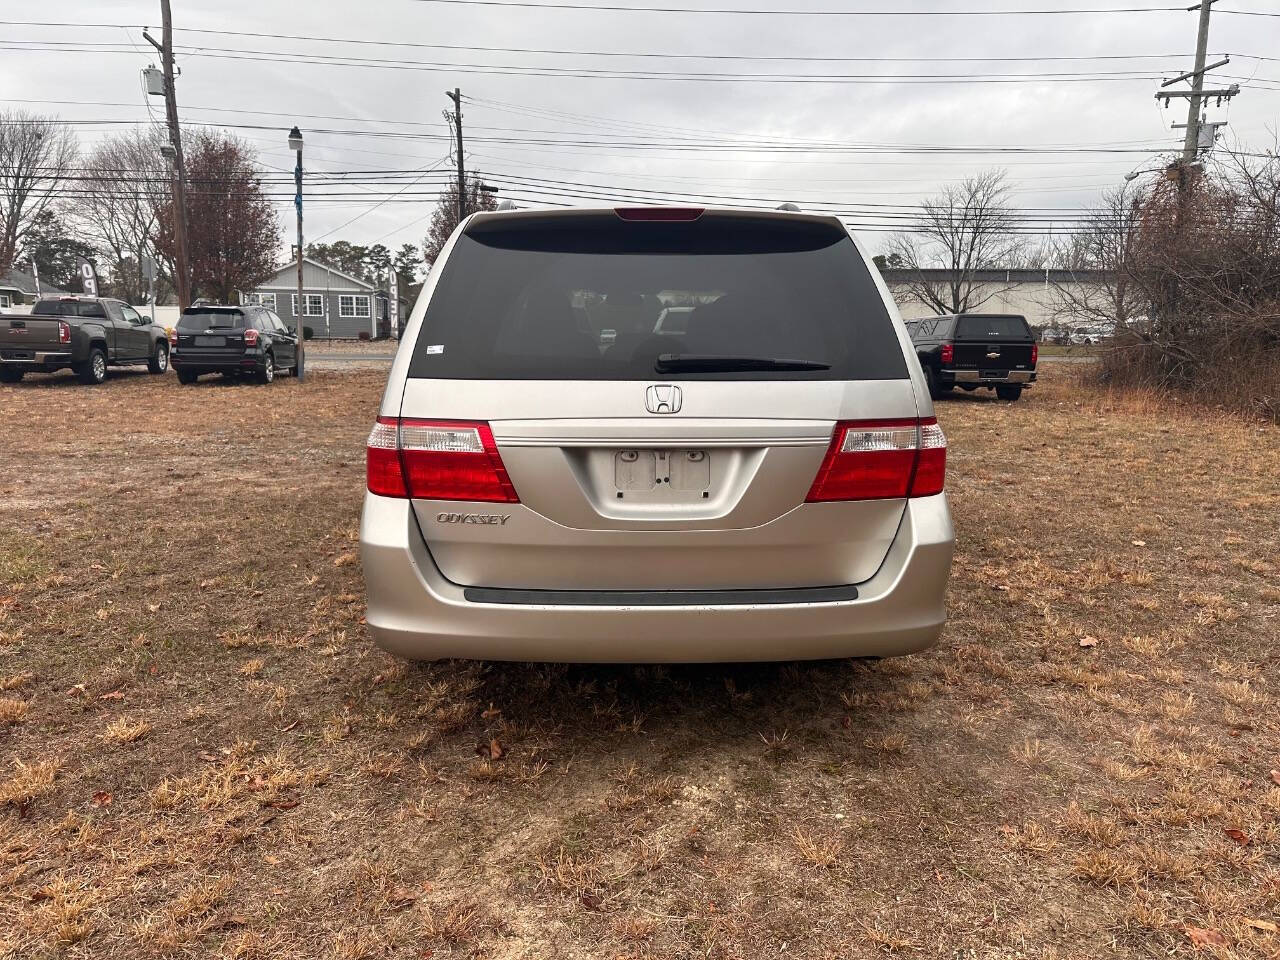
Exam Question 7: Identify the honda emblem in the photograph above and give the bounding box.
[645,384,682,414]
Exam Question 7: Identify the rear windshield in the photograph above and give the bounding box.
[956,315,1031,340]
[33,300,106,318]
[178,309,244,330]
[408,214,906,381]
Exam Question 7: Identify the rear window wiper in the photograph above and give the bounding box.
[656,353,831,373]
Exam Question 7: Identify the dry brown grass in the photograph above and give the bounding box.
[0,366,1277,957]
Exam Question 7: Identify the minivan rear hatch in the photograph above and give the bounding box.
[397,209,920,592]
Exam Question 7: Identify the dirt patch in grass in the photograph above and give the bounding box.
[1,367,1277,958]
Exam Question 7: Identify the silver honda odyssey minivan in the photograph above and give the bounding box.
[360,206,954,662]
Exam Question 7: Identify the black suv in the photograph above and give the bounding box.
[171,304,298,385]
[906,313,1038,402]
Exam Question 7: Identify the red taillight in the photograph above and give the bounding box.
[58,321,70,344]
[940,344,954,365]
[614,207,704,222]
[168,329,178,347]
[243,328,259,347]
[806,417,947,503]
[366,417,519,503]
[1031,342,1039,366]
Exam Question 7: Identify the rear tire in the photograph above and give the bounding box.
[256,353,275,385]
[924,365,949,400]
[0,369,23,384]
[996,384,1023,402]
[148,342,169,374]
[77,348,108,385]
[178,370,199,385]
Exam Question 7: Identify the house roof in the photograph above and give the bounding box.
[0,268,69,296]
[259,257,377,291]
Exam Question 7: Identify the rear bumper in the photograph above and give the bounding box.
[942,368,1036,386]
[172,350,265,372]
[359,492,955,663]
[0,351,73,367]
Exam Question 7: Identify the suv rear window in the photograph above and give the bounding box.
[408,213,906,381]
[178,309,244,331]
[956,315,1031,340]
[33,300,106,318]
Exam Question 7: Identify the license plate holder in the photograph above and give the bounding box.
[614,449,711,495]
[195,336,226,347]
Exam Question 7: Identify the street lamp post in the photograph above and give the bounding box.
[289,126,306,382]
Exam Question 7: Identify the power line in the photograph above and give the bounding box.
[0,42,1197,84]
[0,21,1223,64]
[405,0,1187,15]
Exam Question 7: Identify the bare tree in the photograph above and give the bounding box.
[78,129,168,303]
[0,110,78,271]
[1044,183,1146,332]
[886,169,1027,315]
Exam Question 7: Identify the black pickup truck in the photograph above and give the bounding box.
[0,296,169,385]
[907,313,1038,402]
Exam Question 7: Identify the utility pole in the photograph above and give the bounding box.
[144,0,192,310]
[446,88,466,223]
[1182,0,1213,166]
[289,127,306,382]
[1154,1,1239,186]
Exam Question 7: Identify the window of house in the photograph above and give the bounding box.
[338,294,371,318]
[0,294,10,308]
[244,292,276,310]
[291,294,325,317]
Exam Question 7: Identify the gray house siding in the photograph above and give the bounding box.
[246,259,383,339]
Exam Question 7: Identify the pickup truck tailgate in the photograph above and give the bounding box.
[2,317,64,353]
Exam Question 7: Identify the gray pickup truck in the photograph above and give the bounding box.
[0,296,169,385]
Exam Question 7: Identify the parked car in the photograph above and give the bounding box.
[0,296,168,384]
[360,206,954,663]
[908,313,1038,401]
[171,304,298,384]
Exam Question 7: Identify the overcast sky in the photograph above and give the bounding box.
[2,0,1277,265]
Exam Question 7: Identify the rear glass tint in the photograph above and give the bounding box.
[957,315,1031,340]
[178,309,244,330]
[33,300,106,318]
[408,214,906,381]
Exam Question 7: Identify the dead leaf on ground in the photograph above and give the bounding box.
[1269,769,1280,787]
[1079,637,1099,648]
[1131,539,1147,547]
[98,690,124,701]
[1245,918,1278,933]
[91,791,112,807]
[481,703,502,720]
[386,886,418,909]
[333,553,357,567]
[1223,828,1251,847]
[1186,926,1229,948]
[197,751,219,763]
[475,739,505,761]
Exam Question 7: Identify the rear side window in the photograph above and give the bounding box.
[33,300,106,318]
[957,315,1031,340]
[408,213,907,381]
[178,309,244,331]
